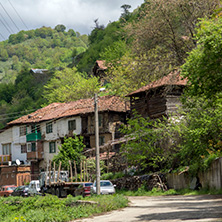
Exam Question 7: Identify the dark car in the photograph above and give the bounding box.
[74,182,93,197]
[11,185,29,197]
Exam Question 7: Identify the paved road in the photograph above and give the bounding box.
[74,195,222,222]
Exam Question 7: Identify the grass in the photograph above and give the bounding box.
[0,194,128,222]
[1,188,221,222]
[116,186,222,196]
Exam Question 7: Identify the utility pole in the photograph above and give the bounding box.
[94,93,100,195]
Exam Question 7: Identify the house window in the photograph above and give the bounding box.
[19,126,26,136]
[49,142,56,153]
[31,124,40,133]
[31,143,36,152]
[99,136,105,146]
[21,145,27,153]
[99,114,103,127]
[46,122,53,134]
[2,144,11,155]
[68,120,76,131]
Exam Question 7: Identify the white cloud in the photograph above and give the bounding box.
[0,0,144,40]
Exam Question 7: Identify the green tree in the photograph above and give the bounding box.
[53,134,85,169]
[44,67,100,103]
[178,17,222,174]
[120,4,132,21]
[124,0,220,80]
[0,48,9,61]
[120,113,176,172]
[55,24,66,32]
[182,17,222,98]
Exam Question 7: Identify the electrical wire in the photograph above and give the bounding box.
[0,11,14,33]
[0,108,39,117]
[0,17,12,34]
[0,31,6,40]
[0,2,20,32]
[8,0,29,30]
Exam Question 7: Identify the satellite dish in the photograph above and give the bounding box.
[16,159,21,166]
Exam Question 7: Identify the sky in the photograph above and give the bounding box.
[0,0,144,41]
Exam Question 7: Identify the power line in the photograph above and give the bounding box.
[8,0,29,30]
[0,32,5,40]
[0,2,20,32]
[0,17,12,34]
[0,108,39,117]
[0,10,14,33]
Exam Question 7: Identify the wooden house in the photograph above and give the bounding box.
[126,71,187,119]
[92,60,107,85]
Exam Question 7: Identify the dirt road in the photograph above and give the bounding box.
[74,195,222,222]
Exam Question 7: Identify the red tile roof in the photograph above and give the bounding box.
[126,71,188,97]
[8,96,129,125]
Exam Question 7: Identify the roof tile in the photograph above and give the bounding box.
[8,96,129,125]
[126,71,187,97]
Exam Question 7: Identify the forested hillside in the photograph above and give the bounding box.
[0,24,88,83]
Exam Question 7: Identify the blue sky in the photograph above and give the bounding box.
[0,0,144,41]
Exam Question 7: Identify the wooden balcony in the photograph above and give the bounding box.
[26,132,41,142]
[27,142,43,161]
[0,155,11,165]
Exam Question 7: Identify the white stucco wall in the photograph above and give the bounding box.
[42,116,82,141]
[12,126,27,163]
[0,127,13,155]
[39,116,81,169]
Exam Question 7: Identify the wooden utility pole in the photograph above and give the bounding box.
[94,93,100,195]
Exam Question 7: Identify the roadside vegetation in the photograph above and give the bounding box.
[117,186,222,197]
[0,194,128,222]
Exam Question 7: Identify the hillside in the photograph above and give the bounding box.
[0,0,221,129]
[0,24,88,83]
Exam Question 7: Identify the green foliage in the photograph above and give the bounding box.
[0,194,128,222]
[86,158,106,181]
[77,21,124,73]
[179,17,222,174]
[54,24,66,32]
[101,171,125,180]
[43,67,100,103]
[53,134,85,169]
[1,26,88,83]
[182,17,222,98]
[117,187,178,196]
[120,112,176,172]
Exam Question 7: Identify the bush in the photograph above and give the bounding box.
[0,194,128,222]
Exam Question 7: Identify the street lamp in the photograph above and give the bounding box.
[94,88,105,195]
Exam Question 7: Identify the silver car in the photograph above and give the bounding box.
[91,180,116,195]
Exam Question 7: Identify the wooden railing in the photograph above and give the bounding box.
[0,155,11,165]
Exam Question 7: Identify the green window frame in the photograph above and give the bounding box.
[68,119,76,131]
[49,142,56,153]
[31,142,36,152]
[46,122,53,134]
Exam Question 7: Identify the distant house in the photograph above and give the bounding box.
[1,96,128,180]
[92,60,107,84]
[30,68,48,74]
[126,71,188,118]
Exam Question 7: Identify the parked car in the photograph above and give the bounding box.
[28,180,41,196]
[0,185,17,197]
[11,185,29,197]
[74,182,93,197]
[91,180,116,195]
